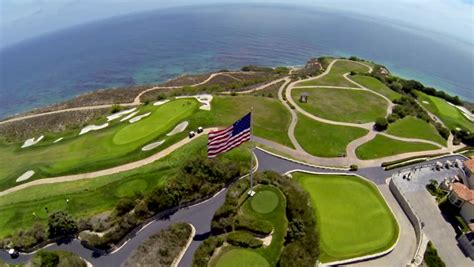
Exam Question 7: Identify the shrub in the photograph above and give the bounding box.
[424,241,446,267]
[226,231,263,248]
[115,198,135,217]
[350,164,358,171]
[374,117,388,131]
[48,211,78,239]
[34,250,59,267]
[234,214,273,235]
[192,236,224,267]
[110,104,123,114]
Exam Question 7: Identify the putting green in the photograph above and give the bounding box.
[113,100,195,145]
[214,249,270,267]
[250,190,279,214]
[294,173,399,263]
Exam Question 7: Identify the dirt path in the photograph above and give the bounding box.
[0,128,217,197]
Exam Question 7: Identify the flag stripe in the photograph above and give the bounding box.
[207,113,251,158]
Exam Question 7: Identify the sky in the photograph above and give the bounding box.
[0,0,473,49]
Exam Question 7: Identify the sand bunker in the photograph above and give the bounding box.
[422,101,429,104]
[141,140,165,151]
[153,99,170,106]
[106,108,137,121]
[176,94,213,111]
[21,135,44,148]
[129,112,151,123]
[53,137,64,143]
[79,123,109,135]
[166,121,189,136]
[16,170,35,182]
[120,111,139,122]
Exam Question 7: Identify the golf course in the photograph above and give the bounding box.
[294,172,399,263]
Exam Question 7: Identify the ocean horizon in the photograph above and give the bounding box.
[0,3,473,119]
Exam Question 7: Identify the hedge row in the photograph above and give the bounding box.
[226,231,263,249]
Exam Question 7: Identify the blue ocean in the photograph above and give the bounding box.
[0,4,473,118]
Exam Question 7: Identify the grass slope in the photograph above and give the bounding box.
[416,91,474,133]
[356,134,439,160]
[0,137,251,238]
[350,75,402,101]
[297,60,371,87]
[294,173,399,263]
[292,88,388,123]
[386,116,446,146]
[192,95,293,148]
[294,114,368,157]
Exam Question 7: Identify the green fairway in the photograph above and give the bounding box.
[294,173,399,263]
[386,116,446,146]
[250,190,279,214]
[297,60,371,87]
[356,134,439,160]
[294,114,368,157]
[350,75,402,101]
[0,99,198,190]
[214,249,270,267]
[0,137,251,238]
[191,95,293,148]
[292,87,388,123]
[416,91,474,133]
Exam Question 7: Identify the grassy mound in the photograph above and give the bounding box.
[356,134,439,160]
[297,60,371,87]
[250,190,279,214]
[416,91,474,132]
[386,116,446,146]
[350,75,402,101]
[214,248,270,267]
[292,88,388,123]
[294,114,368,157]
[294,173,399,263]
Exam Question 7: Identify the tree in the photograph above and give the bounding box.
[36,250,59,267]
[374,118,388,131]
[48,211,78,238]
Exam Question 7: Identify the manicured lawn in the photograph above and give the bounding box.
[0,99,198,191]
[387,116,446,146]
[294,173,399,263]
[350,75,402,101]
[297,60,371,87]
[212,185,287,267]
[0,95,292,192]
[292,87,388,123]
[214,249,270,267]
[191,95,293,148]
[0,136,251,238]
[250,190,279,214]
[416,91,474,133]
[294,114,368,157]
[356,134,439,160]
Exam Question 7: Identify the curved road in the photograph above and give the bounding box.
[1,148,466,266]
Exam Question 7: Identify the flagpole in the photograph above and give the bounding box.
[248,107,255,197]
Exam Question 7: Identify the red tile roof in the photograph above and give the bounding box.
[465,157,474,173]
[452,182,474,205]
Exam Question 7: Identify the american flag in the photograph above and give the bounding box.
[208,112,251,158]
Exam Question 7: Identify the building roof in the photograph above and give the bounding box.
[465,157,474,173]
[452,182,474,205]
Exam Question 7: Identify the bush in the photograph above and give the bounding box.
[374,117,388,131]
[110,104,123,114]
[424,241,446,267]
[234,214,273,235]
[34,250,59,267]
[192,236,224,267]
[48,211,78,239]
[226,231,263,248]
[350,164,358,171]
[115,198,135,217]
